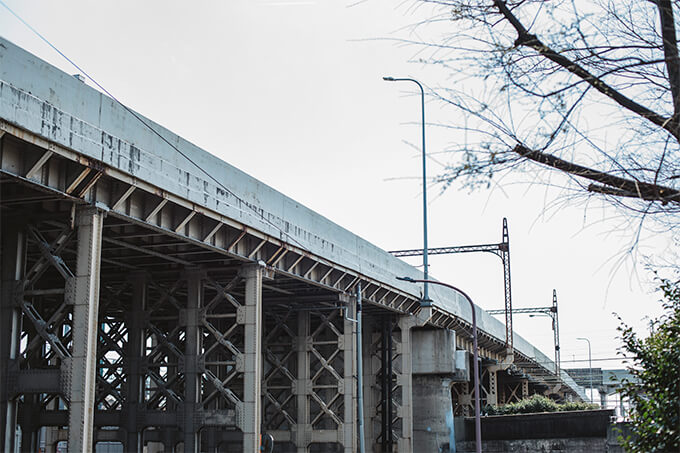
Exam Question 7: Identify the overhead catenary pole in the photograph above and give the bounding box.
[397,277,482,453]
[390,218,513,350]
[384,76,431,306]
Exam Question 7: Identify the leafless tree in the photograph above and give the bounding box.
[408,0,680,234]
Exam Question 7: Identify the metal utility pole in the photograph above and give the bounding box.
[577,337,593,404]
[383,76,431,307]
[390,217,513,351]
[488,289,561,377]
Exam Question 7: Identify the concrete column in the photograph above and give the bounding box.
[599,390,608,408]
[183,269,204,453]
[66,207,104,453]
[295,311,310,453]
[413,376,454,453]
[239,264,263,453]
[397,316,415,453]
[125,273,147,452]
[342,302,357,453]
[1,224,24,452]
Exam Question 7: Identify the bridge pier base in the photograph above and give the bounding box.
[413,375,455,452]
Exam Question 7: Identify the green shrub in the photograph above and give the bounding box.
[484,394,598,416]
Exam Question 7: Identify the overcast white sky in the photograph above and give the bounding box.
[0,0,674,371]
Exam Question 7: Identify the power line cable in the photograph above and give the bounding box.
[0,0,312,253]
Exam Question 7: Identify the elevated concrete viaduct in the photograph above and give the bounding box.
[0,37,585,452]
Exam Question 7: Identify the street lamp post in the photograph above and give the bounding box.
[577,337,593,404]
[384,76,431,306]
[396,276,481,453]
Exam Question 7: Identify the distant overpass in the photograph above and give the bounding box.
[0,37,585,453]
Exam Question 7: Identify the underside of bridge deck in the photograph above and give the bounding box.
[0,131,419,452]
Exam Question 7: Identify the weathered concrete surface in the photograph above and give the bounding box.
[412,328,457,375]
[463,409,614,440]
[456,410,625,453]
[413,376,455,453]
[457,438,611,453]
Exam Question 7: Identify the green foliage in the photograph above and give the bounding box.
[484,394,598,416]
[616,278,680,452]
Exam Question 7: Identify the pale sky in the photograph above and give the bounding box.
[0,0,674,371]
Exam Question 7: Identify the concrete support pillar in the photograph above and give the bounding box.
[183,269,204,453]
[66,207,104,453]
[397,316,415,453]
[240,264,263,453]
[1,224,24,452]
[413,376,454,453]
[295,311,310,453]
[599,390,608,408]
[125,273,147,453]
[342,300,357,453]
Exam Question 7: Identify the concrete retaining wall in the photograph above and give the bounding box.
[453,411,628,453]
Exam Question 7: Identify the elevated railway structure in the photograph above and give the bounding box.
[0,38,585,452]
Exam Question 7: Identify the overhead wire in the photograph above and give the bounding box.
[0,0,312,253]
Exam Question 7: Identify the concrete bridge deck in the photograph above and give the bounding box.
[0,36,585,452]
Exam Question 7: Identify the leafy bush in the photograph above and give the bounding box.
[484,394,598,416]
[616,278,680,452]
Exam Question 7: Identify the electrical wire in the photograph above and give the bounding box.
[0,0,312,253]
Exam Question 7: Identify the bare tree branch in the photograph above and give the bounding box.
[493,0,677,139]
[513,144,680,205]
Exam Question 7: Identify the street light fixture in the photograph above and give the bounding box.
[384,76,431,307]
[576,337,594,404]
[396,276,481,453]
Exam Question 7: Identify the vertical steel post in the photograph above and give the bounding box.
[125,272,146,452]
[240,264,263,452]
[552,290,561,378]
[356,284,366,453]
[1,225,25,452]
[343,295,357,452]
[66,206,104,453]
[295,310,310,453]
[577,337,593,404]
[397,316,415,453]
[184,269,203,453]
[501,218,513,352]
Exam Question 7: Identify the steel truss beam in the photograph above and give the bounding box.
[0,122,420,317]
[0,122,570,388]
